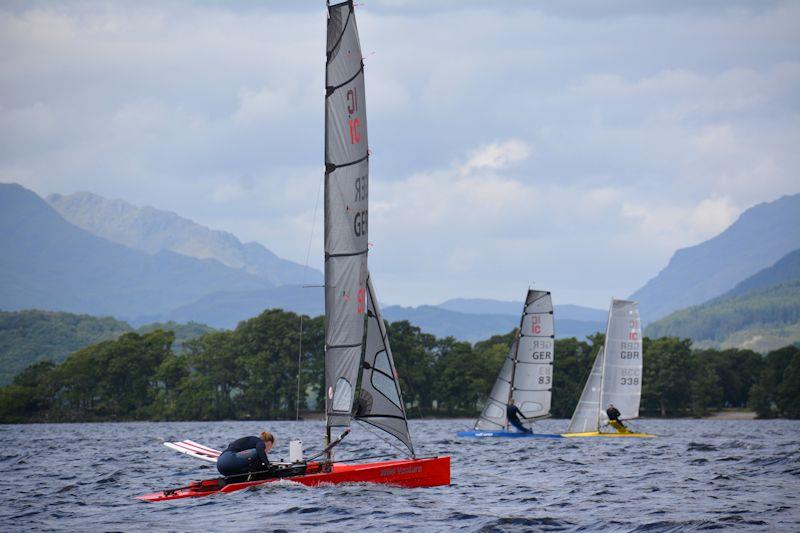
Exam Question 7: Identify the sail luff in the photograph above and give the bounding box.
[324,0,370,430]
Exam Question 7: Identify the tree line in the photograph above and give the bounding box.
[1,308,798,423]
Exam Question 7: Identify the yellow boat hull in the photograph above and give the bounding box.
[561,431,656,438]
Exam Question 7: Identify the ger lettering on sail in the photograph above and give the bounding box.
[458,289,563,438]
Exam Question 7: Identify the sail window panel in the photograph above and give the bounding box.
[513,362,553,391]
[371,371,402,409]
[324,163,369,255]
[324,255,367,346]
[326,5,361,87]
[524,291,552,314]
[373,350,392,376]
[475,399,507,430]
[521,313,554,338]
[513,388,548,419]
[516,337,554,364]
[332,377,353,412]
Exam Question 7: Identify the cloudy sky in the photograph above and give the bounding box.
[2,0,798,308]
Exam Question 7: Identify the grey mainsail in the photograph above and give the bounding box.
[324,0,370,429]
[565,347,604,433]
[474,289,554,430]
[599,299,643,424]
[353,275,415,456]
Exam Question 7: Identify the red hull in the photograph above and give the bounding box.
[137,456,450,502]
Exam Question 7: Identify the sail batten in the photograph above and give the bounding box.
[324,0,369,430]
[474,290,554,430]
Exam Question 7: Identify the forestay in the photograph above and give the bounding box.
[324,0,370,429]
[474,289,554,430]
[565,347,604,433]
[599,299,643,423]
[353,275,415,457]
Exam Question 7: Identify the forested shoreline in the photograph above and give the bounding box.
[1,309,798,423]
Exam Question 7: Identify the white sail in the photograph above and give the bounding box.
[511,290,554,419]
[474,289,554,430]
[599,299,643,424]
[565,347,604,433]
[353,274,415,456]
[474,342,515,430]
[324,0,370,429]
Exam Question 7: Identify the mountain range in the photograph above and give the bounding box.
[1,183,276,320]
[645,248,800,352]
[47,191,321,287]
[3,182,799,349]
[630,193,800,323]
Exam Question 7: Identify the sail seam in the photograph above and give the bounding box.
[355,414,407,421]
[325,248,368,260]
[327,342,364,349]
[326,64,364,96]
[326,153,369,174]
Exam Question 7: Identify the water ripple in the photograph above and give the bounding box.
[1,419,798,531]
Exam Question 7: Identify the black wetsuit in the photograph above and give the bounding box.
[506,404,532,433]
[216,436,270,477]
[606,407,625,427]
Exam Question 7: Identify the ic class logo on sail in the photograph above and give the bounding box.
[347,87,361,145]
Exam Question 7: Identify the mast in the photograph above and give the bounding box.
[323,0,370,459]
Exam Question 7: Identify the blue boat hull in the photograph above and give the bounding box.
[457,430,563,439]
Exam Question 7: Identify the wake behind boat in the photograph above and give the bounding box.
[137,0,448,502]
[562,299,655,438]
[458,290,562,439]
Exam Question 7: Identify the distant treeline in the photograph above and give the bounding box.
[1,309,798,423]
[0,309,216,386]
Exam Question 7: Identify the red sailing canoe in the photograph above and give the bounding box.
[137,456,450,502]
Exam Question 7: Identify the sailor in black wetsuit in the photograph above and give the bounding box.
[606,404,626,429]
[506,398,532,433]
[216,431,275,477]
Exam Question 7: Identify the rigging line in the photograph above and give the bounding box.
[354,419,412,459]
[296,167,325,422]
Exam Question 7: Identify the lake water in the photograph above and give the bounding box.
[1,418,798,531]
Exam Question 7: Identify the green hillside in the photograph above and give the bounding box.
[0,310,217,386]
[0,310,132,386]
[645,279,800,352]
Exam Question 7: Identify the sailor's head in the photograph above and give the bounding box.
[608,404,614,409]
[509,398,515,406]
[260,431,275,452]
